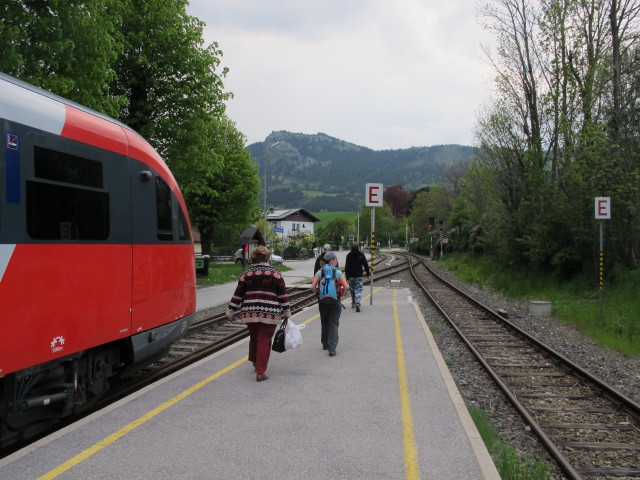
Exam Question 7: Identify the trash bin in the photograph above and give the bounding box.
[195,254,210,276]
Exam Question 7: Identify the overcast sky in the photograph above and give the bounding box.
[186,0,495,151]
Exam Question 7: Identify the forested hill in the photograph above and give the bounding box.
[247,131,475,212]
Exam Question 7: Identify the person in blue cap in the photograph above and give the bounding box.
[310,251,348,356]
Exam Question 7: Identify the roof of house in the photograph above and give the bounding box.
[267,208,320,223]
[235,226,265,246]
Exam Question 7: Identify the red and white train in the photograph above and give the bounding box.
[0,73,196,447]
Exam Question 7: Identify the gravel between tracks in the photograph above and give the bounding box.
[401,260,640,480]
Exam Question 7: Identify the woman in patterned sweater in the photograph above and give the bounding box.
[226,246,291,381]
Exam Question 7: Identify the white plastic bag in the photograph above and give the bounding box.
[284,319,305,350]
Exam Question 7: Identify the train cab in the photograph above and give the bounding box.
[0,73,196,447]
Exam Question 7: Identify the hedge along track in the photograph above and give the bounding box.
[407,255,640,479]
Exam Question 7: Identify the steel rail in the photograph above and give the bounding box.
[406,255,581,479]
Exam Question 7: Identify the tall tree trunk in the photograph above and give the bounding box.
[199,225,214,257]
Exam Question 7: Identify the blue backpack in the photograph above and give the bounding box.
[318,265,339,304]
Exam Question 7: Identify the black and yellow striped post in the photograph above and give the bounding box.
[370,226,375,304]
[370,230,375,271]
[599,248,604,323]
[599,251,604,291]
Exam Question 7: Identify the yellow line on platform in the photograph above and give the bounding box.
[38,289,385,479]
[393,289,421,479]
[37,356,246,480]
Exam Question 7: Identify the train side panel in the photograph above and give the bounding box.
[0,244,132,376]
[132,244,196,334]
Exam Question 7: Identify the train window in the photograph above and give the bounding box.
[178,206,191,241]
[34,146,103,188]
[155,176,173,241]
[27,146,109,240]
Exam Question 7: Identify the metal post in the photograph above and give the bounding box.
[599,221,604,323]
[263,156,267,242]
[430,232,433,258]
[262,142,280,243]
[370,207,375,305]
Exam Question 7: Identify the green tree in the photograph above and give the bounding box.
[358,203,398,248]
[0,0,125,116]
[188,117,260,256]
[475,0,640,274]
[108,0,249,255]
[317,216,352,250]
[111,0,230,185]
[408,186,454,254]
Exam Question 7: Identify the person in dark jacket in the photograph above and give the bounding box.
[344,242,370,312]
[313,243,331,276]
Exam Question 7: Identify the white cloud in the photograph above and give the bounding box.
[188,0,494,150]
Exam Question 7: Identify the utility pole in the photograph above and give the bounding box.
[262,142,280,244]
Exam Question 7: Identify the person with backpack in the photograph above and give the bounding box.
[310,251,349,356]
[344,242,370,312]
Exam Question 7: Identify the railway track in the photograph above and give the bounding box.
[407,254,640,479]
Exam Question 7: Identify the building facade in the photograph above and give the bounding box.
[267,208,319,238]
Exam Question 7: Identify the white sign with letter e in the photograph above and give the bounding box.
[594,197,611,219]
[365,183,383,207]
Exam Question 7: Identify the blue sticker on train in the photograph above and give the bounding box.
[5,132,21,204]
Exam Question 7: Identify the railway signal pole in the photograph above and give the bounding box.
[366,183,383,305]
[595,197,611,323]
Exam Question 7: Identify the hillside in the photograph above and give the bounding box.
[247,131,475,212]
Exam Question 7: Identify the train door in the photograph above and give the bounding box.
[130,157,195,335]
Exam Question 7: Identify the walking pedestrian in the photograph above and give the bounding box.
[344,242,370,312]
[310,251,348,356]
[313,243,331,276]
[226,246,291,381]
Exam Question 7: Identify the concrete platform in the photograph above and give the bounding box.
[0,287,499,480]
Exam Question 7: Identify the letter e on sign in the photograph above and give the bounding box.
[595,197,611,219]
[365,183,383,207]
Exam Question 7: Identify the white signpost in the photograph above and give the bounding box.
[366,183,383,305]
[595,197,611,322]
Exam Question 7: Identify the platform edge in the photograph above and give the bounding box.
[410,298,501,480]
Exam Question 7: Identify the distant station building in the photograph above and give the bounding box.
[267,208,320,238]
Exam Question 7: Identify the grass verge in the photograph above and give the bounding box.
[469,407,552,480]
[437,252,640,356]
